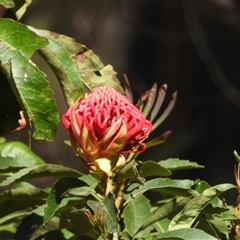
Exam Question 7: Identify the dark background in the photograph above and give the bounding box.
[4,1,240,204]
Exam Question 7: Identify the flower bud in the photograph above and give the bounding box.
[62,85,152,171]
[95,158,112,175]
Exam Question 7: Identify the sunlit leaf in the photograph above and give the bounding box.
[159,158,204,171]
[67,186,95,197]
[123,195,151,237]
[79,174,99,189]
[87,193,118,234]
[0,186,47,204]
[0,18,59,141]
[0,141,45,169]
[153,218,170,234]
[195,215,221,239]
[132,178,195,199]
[115,159,144,184]
[213,211,240,223]
[0,164,83,186]
[139,199,176,232]
[75,52,125,94]
[168,184,236,231]
[208,218,230,240]
[139,197,193,235]
[153,228,217,240]
[28,27,125,107]
[98,192,118,234]
[0,0,14,8]
[27,27,85,106]
[139,160,171,177]
[195,180,211,193]
[0,222,15,235]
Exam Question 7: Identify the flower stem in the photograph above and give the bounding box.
[105,175,114,196]
[115,180,126,208]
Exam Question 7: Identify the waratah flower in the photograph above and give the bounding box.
[62,85,152,171]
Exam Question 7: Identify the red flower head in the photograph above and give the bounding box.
[62,85,152,171]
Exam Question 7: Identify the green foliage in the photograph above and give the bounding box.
[0,18,58,141]
[122,195,151,237]
[0,143,237,239]
[0,5,239,240]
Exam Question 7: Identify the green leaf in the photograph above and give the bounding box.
[195,215,221,239]
[0,164,83,186]
[139,198,176,232]
[28,27,124,106]
[0,186,47,204]
[0,141,45,169]
[27,27,85,106]
[75,50,124,94]
[0,0,15,8]
[87,199,101,212]
[0,18,59,141]
[99,192,118,234]
[154,237,181,240]
[0,222,15,235]
[87,193,118,234]
[80,64,124,94]
[213,210,240,223]
[139,161,172,178]
[208,218,230,240]
[132,178,195,199]
[67,186,96,197]
[0,18,47,60]
[62,212,93,237]
[79,174,99,189]
[168,184,236,231]
[123,195,151,237]
[159,158,204,170]
[121,231,131,240]
[153,218,170,234]
[115,160,145,185]
[134,226,153,239]
[153,228,218,240]
[234,150,240,164]
[0,210,31,227]
[195,180,211,193]
[44,177,87,225]
[139,197,193,235]
[44,197,86,227]
[194,180,226,208]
